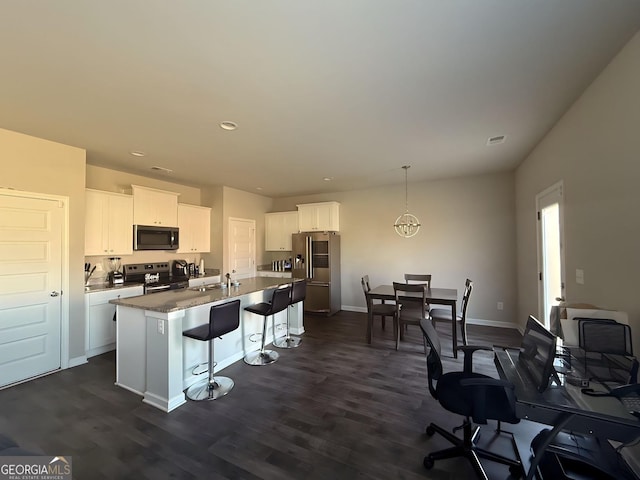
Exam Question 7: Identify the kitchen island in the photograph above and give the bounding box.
[111,277,304,412]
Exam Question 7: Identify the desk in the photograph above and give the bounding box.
[494,347,640,479]
[367,285,458,356]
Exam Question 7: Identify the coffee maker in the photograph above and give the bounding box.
[107,257,124,285]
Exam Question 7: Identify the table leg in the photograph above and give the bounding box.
[367,301,372,344]
[452,302,457,358]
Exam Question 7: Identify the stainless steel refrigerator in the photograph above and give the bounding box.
[292,232,341,316]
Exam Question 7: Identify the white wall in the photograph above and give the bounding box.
[0,128,86,360]
[274,171,517,326]
[516,32,640,348]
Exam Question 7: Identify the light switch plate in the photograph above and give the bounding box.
[576,269,584,285]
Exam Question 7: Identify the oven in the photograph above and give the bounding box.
[123,262,189,294]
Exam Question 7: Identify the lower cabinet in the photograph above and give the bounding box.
[85,286,143,358]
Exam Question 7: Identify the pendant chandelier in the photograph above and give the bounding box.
[394,165,421,238]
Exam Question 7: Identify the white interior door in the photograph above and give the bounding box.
[0,194,63,387]
[536,181,565,328]
[228,218,255,279]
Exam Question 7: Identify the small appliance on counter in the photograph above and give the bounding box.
[107,257,124,285]
[172,259,189,279]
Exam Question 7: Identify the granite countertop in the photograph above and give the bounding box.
[84,282,144,293]
[110,276,302,313]
[84,269,222,294]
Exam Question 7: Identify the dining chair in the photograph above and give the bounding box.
[361,275,397,341]
[404,273,432,286]
[404,273,432,323]
[393,282,428,351]
[430,278,473,346]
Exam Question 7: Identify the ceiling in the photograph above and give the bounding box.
[1,1,639,198]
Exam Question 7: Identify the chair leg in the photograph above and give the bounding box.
[185,338,234,401]
[424,419,522,478]
[461,318,468,346]
[274,304,301,349]
[244,314,279,366]
[381,315,385,330]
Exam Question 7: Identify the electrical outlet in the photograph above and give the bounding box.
[576,269,584,285]
[157,319,165,335]
[497,302,504,311]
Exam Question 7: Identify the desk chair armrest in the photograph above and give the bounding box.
[458,345,493,373]
[459,378,517,424]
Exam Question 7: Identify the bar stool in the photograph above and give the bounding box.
[182,299,240,401]
[274,281,305,349]
[244,285,292,366]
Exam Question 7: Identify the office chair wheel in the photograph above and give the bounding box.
[423,455,435,470]
[425,425,436,436]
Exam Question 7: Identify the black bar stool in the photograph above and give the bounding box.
[182,299,240,400]
[274,281,305,349]
[244,285,292,366]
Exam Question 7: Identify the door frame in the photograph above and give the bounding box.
[535,180,565,327]
[0,188,70,370]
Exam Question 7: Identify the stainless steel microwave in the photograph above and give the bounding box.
[133,225,179,250]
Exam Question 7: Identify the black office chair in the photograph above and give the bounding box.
[244,285,292,366]
[182,299,241,401]
[419,318,523,479]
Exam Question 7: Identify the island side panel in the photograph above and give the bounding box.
[144,309,187,412]
[115,305,147,395]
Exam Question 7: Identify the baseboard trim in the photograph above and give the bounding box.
[67,355,88,368]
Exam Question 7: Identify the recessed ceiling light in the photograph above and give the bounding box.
[486,135,506,146]
[130,151,146,157]
[220,121,238,131]
[323,177,333,182]
[150,166,173,174]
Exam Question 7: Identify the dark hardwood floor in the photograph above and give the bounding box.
[0,311,531,479]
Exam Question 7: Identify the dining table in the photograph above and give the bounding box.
[367,285,460,357]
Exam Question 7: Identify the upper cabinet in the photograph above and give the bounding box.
[132,184,179,227]
[85,189,134,256]
[297,202,340,232]
[265,211,298,251]
[177,203,211,253]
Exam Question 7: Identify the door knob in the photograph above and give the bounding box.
[50,291,60,297]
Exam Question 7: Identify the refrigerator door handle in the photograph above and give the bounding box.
[306,235,312,279]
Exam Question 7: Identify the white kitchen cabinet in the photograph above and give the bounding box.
[265,211,298,251]
[85,189,134,256]
[297,202,340,232]
[132,184,179,227]
[177,204,211,253]
[85,285,143,358]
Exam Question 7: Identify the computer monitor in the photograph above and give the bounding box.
[519,315,558,393]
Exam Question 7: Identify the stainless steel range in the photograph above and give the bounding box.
[122,262,189,294]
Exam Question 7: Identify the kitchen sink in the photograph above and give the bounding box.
[190,282,240,292]
[190,284,221,292]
